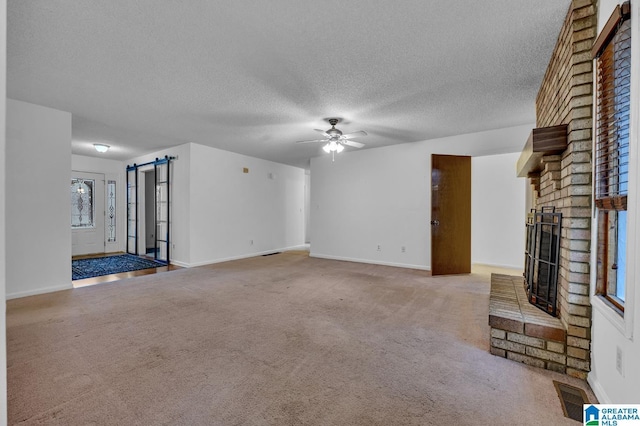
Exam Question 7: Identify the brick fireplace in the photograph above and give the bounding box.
[489,0,595,379]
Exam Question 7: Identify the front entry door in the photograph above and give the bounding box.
[431,155,471,275]
[71,172,105,256]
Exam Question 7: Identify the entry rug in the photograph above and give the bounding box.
[72,254,166,280]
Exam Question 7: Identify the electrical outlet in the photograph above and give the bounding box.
[616,346,623,375]
[401,246,406,253]
[377,245,381,251]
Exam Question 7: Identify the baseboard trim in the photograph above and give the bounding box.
[587,372,609,404]
[310,253,430,271]
[7,283,73,300]
[169,259,190,268]
[284,244,310,252]
[177,245,310,268]
[472,262,524,271]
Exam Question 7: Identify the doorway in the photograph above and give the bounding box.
[71,172,105,256]
[144,170,156,256]
[430,154,471,275]
[127,156,173,263]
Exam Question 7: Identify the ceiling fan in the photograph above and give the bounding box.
[296,118,367,160]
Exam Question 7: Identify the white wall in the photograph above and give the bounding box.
[472,153,526,269]
[6,99,72,299]
[126,142,306,267]
[72,154,126,253]
[188,143,306,266]
[72,154,124,175]
[1,0,8,420]
[588,0,640,404]
[310,125,531,270]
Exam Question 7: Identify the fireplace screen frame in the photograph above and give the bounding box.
[524,207,562,316]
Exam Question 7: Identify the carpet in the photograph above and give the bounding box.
[10,252,596,425]
[72,254,166,280]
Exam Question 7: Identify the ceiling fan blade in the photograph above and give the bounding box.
[343,140,365,148]
[296,138,329,144]
[314,129,330,137]
[341,130,367,139]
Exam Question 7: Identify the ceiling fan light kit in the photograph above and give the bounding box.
[322,141,344,153]
[296,118,367,161]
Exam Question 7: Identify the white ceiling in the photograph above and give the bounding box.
[7,1,569,169]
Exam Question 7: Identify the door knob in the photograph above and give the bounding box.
[430,220,440,226]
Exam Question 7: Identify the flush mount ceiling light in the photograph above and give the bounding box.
[93,143,110,153]
[296,118,367,161]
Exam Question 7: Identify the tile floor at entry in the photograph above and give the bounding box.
[72,252,181,288]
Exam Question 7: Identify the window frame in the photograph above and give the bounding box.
[592,2,632,314]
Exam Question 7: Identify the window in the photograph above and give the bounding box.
[71,179,95,228]
[592,2,631,312]
[107,180,117,242]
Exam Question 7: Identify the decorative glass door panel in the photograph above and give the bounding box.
[107,180,117,242]
[71,179,95,228]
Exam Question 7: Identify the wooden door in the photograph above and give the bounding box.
[431,155,471,275]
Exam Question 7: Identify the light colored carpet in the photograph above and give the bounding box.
[7,251,594,425]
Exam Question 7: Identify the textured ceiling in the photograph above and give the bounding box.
[7,1,569,168]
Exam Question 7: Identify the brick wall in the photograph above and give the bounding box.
[530,0,596,379]
[491,329,567,372]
